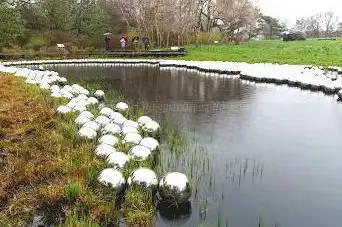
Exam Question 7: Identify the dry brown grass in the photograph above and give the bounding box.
[0,74,112,226]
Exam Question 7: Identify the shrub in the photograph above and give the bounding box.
[282,32,306,41]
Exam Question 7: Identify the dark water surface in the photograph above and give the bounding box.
[42,64,342,227]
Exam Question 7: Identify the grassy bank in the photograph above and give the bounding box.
[179,40,342,67]
[0,73,158,226]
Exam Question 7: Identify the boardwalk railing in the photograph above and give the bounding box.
[0,50,186,60]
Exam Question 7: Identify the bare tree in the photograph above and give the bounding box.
[322,11,338,37]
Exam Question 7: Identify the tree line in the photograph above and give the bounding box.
[292,11,341,38]
[1,0,339,52]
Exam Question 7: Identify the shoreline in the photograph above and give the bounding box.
[2,59,342,100]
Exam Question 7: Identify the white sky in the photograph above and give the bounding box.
[256,0,342,28]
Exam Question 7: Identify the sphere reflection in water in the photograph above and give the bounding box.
[157,200,192,226]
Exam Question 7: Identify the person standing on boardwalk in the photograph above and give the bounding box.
[120,36,126,50]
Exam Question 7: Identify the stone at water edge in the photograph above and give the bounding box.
[137,116,152,126]
[56,105,71,114]
[78,127,97,139]
[123,133,142,144]
[102,123,121,135]
[98,134,119,146]
[75,115,91,126]
[139,137,159,151]
[128,145,152,161]
[95,144,117,158]
[95,115,110,126]
[115,102,129,111]
[98,168,126,191]
[159,172,191,204]
[106,152,130,170]
[127,168,158,190]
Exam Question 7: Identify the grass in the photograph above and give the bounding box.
[176,39,342,67]
[0,74,117,225]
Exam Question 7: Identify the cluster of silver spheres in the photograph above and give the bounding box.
[0,64,191,205]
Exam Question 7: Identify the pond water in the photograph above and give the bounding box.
[40,64,342,227]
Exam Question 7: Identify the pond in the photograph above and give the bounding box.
[38,63,342,227]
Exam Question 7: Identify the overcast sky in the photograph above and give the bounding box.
[256,0,342,27]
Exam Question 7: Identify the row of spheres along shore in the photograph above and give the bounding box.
[2,60,342,99]
[0,65,191,206]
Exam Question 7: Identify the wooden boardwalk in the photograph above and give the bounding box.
[0,50,186,60]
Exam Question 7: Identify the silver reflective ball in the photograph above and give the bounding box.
[95,115,110,126]
[116,102,129,112]
[139,137,159,151]
[128,168,158,190]
[98,134,119,146]
[123,133,142,144]
[100,107,114,117]
[129,145,152,161]
[106,152,130,170]
[137,116,152,126]
[98,168,125,191]
[159,172,191,204]
[95,144,116,158]
[102,123,121,135]
[56,105,71,114]
[78,126,97,139]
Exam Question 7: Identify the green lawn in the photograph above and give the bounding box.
[178,40,342,67]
